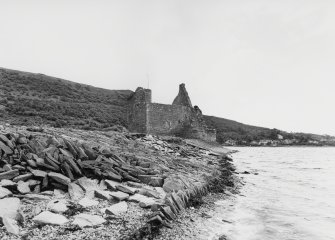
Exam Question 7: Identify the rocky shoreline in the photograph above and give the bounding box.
[0,125,236,240]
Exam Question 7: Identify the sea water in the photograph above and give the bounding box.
[202,147,335,240]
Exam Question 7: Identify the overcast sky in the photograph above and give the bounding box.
[1,0,335,135]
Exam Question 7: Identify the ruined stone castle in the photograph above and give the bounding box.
[127,83,216,142]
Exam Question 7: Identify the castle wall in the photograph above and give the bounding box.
[127,88,151,133]
[127,84,217,142]
[146,103,192,135]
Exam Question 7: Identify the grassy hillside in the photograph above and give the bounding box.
[204,115,281,143]
[204,115,335,145]
[0,68,133,129]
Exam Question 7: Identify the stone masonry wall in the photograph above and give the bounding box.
[127,88,151,133]
[146,103,192,136]
[127,84,216,141]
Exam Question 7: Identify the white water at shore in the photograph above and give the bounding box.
[207,147,335,240]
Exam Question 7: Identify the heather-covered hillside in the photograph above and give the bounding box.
[0,68,133,129]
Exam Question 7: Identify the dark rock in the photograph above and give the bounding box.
[148,215,163,225]
[81,143,97,160]
[13,173,33,182]
[171,192,184,211]
[48,172,71,186]
[105,179,119,191]
[23,194,51,200]
[127,181,143,188]
[0,170,19,180]
[116,185,136,195]
[17,136,27,144]
[137,175,153,184]
[0,141,13,155]
[94,190,112,201]
[165,196,178,214]
[0,179,17,189]
[161,206,176,220]
[12,165,25,171]
[148,177,164,187]
[33,185,41,193]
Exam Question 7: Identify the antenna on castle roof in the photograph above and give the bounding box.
[146,73,150,89]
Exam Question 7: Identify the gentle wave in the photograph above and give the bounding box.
[208,147,335,240]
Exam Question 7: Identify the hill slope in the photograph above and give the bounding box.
[1,67,334,145]
[204,115,277,143]
[204,115,335,145]
[0,68,133,128]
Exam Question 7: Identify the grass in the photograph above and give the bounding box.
[0,67,133,129]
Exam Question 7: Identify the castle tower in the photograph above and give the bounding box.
[172,83,193,108]
[127,87,151,133]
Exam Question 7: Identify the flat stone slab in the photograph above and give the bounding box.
[48,172,71,186]
[17,181,30,194]
[0,197,20,220]
[116,185,137,195]
[68,182,85,200]
[109,191,129,201]
[33,211,68,225]
[139,197,157,208]
[30,169,47,178]
[95,190,112,201]
[72,213,106,228]
[105,179,119,191]
[23,194,51,201]
[0,186,12,198]
[77,177,99,193]
[13,173,33,182]
[3,217,20,235]
[128,194,151,203]
[139,188,161,199]
[104,201,128,216]
[47,199,68,213]
[0,170,19,180]
[0,179,17,190]
[78,197,99,207]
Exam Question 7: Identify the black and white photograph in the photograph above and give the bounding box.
[0,1,334,239]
